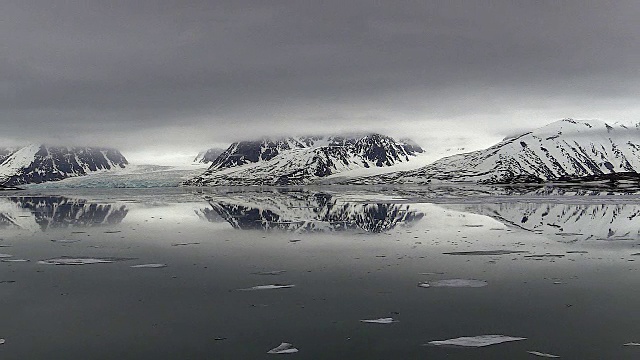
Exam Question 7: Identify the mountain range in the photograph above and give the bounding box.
[184,134,424,186]
[0,145,128,186]
[338,119,640,185]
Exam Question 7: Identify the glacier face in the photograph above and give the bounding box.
[343,119,640,185]
[0,145,128,186]
[184,134,424,186]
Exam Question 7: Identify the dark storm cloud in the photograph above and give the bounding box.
[2,0,640,159]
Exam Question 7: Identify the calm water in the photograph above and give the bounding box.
[0,187,639,359]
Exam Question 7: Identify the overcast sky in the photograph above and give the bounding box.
[2,1,640,164]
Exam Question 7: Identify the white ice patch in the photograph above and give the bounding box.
[267,342,299,354]
[130,263,167,268]
[528,350,560,357]
[0,254,13,258]
[360,317,397,324]
[623,342,640,346]
[37,256,132,265]
[238,284,295,291]
[0,338,4,345]
[1,259,29,262]
[427,335,526,347]
[418,279,488,288]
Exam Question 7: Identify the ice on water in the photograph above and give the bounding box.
[427,335,526,347]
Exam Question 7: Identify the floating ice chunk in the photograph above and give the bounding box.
[50,239,81,243]
[171,242,200,246]
[360,317,397,324]
[419,279,488,288]
[130,263,167,268]
[1,259,28,262]
[267,342,298,354]
[426,335,526,347]
[623,342,640,346]
[38,256,134,265]
[252,270,287,275]
[0,254,12,258]
[0,338,4,345]
[528,350,560,357]
[443,250,528,256]
[238,284,295,291]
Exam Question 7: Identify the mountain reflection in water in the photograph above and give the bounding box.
[0,196,128,231]
[200,191,424,233]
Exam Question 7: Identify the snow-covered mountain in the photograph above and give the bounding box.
[193,147,226,164]
[0,145,128,186]
[184,134,423,186]
[199,191,424,233]
[343,119,640,185]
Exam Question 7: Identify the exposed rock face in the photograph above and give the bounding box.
[185,134,423,186]
[0,145,128,186]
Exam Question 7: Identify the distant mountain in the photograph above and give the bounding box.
[342,119,640,185]
[0,145,128,186]
[184,134,423,186]
[193,147,226,164]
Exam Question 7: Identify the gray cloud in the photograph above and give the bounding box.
[2,1,640,162]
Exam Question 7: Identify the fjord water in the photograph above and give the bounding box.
[0,188,639,359]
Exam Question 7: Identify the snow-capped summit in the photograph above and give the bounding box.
[184,134,423,186]
[0,145,128,186]
[343,119,640,185]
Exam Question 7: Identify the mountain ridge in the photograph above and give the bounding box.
[184,134,423,186]
[0,144,128,186]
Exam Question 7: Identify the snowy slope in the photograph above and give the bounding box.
[0,146,21,164]
[0,145,128,186]
[343,119,640,185]
[185,134,423,186]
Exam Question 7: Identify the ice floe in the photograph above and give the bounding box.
[267,342,298,354]
[360,317,397,324]
[238,284,295,291]
[38,256,134,265]
[528,350,560,357]
[130,263,167,268]
[252,270,287,275]
[418,279,488,288]
[426,335,526,347]
[1,258,28,262]
[623,342,640,346]
[0,338,4,345]
[442,250,528,256]
[50,239,81,243]
[0,254,13,258]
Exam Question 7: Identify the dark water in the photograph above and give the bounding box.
[0,188,639,359]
